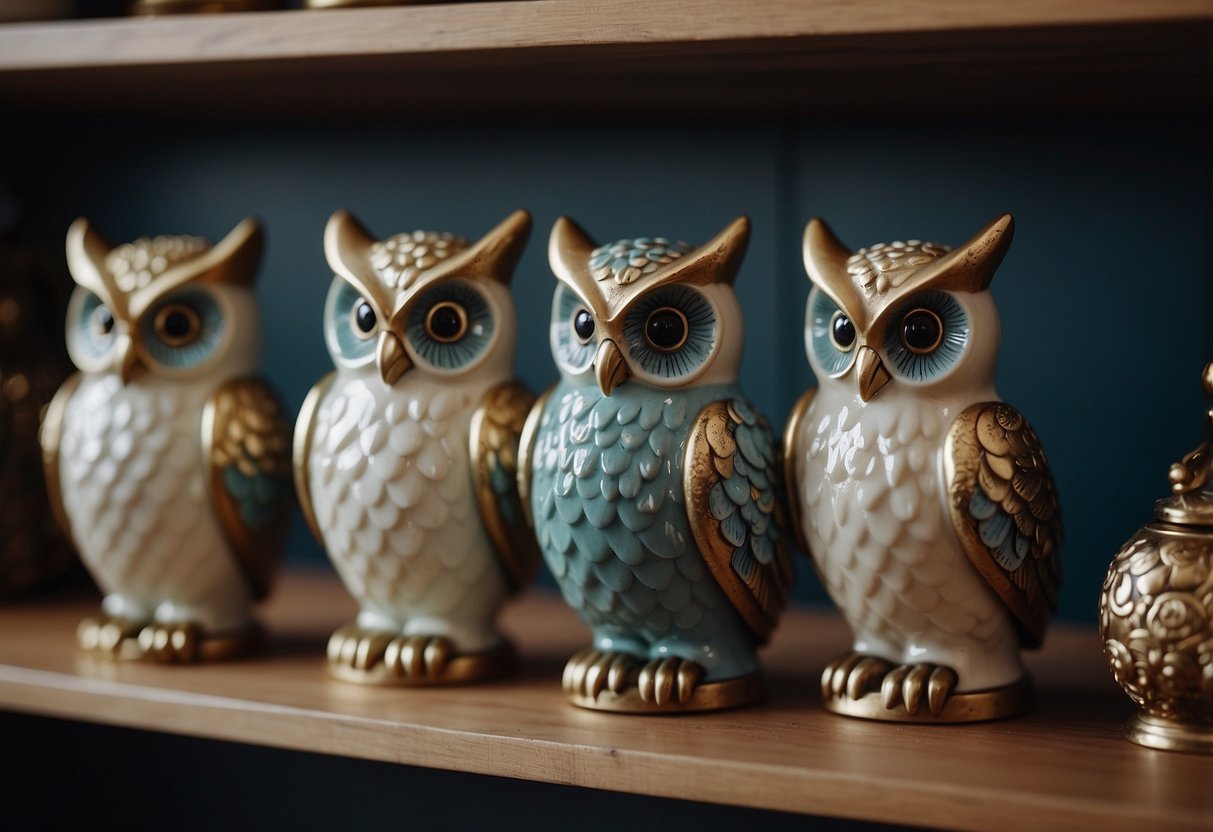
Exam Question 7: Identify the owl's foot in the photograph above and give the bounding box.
[137,621,261,663]
[820,654,1034,723]
[562,649,765,714]
[78,614,259,663]
[77,615,143,658]
[326,624,514,686]
[821,652,893,701]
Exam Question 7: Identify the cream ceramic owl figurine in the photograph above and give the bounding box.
[42,218,293,662]
[785,214,1062,722]
[520,217,793,713]
[296,209,540,686]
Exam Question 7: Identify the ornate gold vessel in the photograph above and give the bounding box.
[1099,363,1213,754]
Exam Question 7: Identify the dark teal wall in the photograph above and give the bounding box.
[5,113,1209,623]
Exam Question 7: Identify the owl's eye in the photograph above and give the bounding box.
[829,311,855,352]
[573,309,595,344]
[901,308,942,354]
[141,289,225,372]
[426,301,468,344]
[623,285,717,383]
[807,289,858,377]
[406,280,495,372]
[154,303,202,347]
[552,286,595,373]
[644,307,688,352]
[92,305,115,336]
[353,300,377,337]
[884,291,969,382]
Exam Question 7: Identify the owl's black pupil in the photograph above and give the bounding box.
[163,311,192,339]
[646,308,686,350]
[430,305,463,340]
[832,314,855,348]
[903,310,942,352]
[573,309,595,341]
[355,301,376,333]
[97,308,114,335]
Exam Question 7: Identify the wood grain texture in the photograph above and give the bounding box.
[0,0,1208,115]
[0,570,1209,831]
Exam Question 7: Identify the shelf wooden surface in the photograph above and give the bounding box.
[0,0,1209,115]
[0,569,1209,831]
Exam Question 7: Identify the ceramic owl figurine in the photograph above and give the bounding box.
[296,209,540,686]
[42,218,294,662]
[521,217,793,713]
[785,214,1062,722]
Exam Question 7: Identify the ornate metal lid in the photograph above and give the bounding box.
[1155,363,1213,526]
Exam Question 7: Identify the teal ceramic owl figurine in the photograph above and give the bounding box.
[520,216,794,713]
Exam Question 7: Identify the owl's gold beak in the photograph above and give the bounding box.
[115,332,145,386]
[594,339,630,397]
[377,331,411,385]
[856,345,890,402]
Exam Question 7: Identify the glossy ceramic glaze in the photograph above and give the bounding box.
[295,209,538,685]
[522,216,793,713]
[786,215,1062,722]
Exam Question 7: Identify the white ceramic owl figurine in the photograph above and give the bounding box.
[521,217,793,713]
[42,218,293,662]
[785,214,1062,722]
[296,209,540,685]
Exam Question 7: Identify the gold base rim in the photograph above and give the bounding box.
[327,641,516,686]
[77,617,263,663]
[824,676,1034,723]
[1124,712,1213,754]
[303,0,418,8]
[567,672,766,714]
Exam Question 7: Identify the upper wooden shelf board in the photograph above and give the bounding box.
[0,571,1210,832]
[0,0,1209,115]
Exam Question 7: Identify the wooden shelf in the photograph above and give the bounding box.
[0,0,1209,115]
[0,570,1209,831]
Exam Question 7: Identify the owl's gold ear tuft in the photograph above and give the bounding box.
[923,213,1014,293]
[203,217,264,287]
[548,215,599,286]
[324,210,377,285]
[802,217,852,289]
[659,216,750,287]
[433,209,531,285]
[65,217,116,301]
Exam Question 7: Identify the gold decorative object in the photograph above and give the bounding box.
[130,0,282,15]
[0,243,75,597]
[1100,363,1213,754]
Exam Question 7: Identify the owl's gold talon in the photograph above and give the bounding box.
[637,660,657,703]
[847,656,892,701]
[77,615,142,655]
[584,652,615,699]
[881,665,911,710]
[828,653,864,698]
[652,657,679,706]
[354,632,393,671]
[676,661,704,705]
[927,666,958,715]
[607,653,635,694]
[902,665,932,716]
[136,621,200,663]
[422,637,451,677]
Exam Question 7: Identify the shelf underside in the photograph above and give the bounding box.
[0,570,1210,832]
[0,1,1209,115]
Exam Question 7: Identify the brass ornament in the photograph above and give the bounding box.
[1100,363,1213,753]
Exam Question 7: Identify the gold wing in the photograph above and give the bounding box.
[203,377,294,601]
[470,380,542,594]
[293,372,334,545]
[782,387,817,556]
[684,398,794,644]
[38,371,82,547]
[516,384,553,530]
[944,402,1062,647]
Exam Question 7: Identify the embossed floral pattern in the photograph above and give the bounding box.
[1100,529,1213,724]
